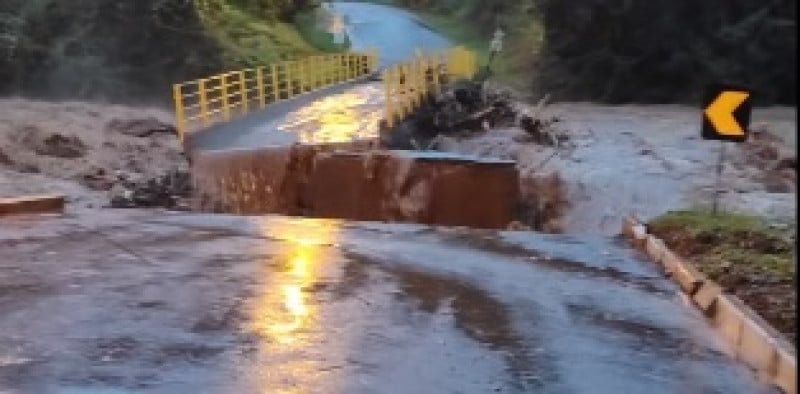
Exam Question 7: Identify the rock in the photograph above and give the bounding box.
[13,162,40,173]
[108,170,192,209]
[753,144,780,161]
[81,168,114,191]
[106,117,177,138]
[27,133,87,158]
[507,221,533,231]
[0,148,12,165]
[519,115,561,146]
[775,156,796,172]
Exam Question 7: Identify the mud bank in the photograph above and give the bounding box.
[0,98,187,211]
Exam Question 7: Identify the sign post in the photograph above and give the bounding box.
[488,28,505,69]
[330,12,346,46]
[702,84,752,214]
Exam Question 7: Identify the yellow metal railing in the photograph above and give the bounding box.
[383,46,478,128]
[173,51,379,141]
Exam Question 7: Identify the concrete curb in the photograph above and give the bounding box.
[622,215,796,394]
[0,195,65,217]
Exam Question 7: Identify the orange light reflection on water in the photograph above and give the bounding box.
[252,219,341,347]
[278,86,383,144]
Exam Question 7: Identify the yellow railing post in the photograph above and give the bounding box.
[296,60,304,93]
[314,56,321,88]
[414,58,422,108]
[317,56,323,88]
[221,74,230,121]
[172,83,185,142]
[344,53,353,81]
[385,67,393,128]
[283,62,294,98]
[271,64,279,101]
[338,54,344,82]
[339,54,343,82]
[347,54,353,80]
[409,60,417,111]
[324,56,331,85]
[199,79,209,126]
[403,64,412,117]
[257,67,265,108]
[332,55,339,83]
[304,59,311,92]
[239,71,248,115]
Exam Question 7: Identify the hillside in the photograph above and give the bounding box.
[0,0,333,104]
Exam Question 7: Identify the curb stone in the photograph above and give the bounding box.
[0,195,65,217]
[645,235,667,264]
[621,215,797,394]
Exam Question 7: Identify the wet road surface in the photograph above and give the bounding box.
[0,211,777,393]
[186,81,384,152]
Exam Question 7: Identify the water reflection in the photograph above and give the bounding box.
[252,219,341,346]
[277,85,383,144]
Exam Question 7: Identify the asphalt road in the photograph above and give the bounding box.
[335,2,452,67]
[0,211,777,393]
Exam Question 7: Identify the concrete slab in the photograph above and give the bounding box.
[0,194,65,216]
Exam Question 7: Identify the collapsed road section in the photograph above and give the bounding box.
[192,145,519,229]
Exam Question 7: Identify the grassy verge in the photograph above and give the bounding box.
[412,10,543,91]
[196,3,319,68]
[648,210,796,342]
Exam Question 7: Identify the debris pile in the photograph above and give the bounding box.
[109,170,192,210]
[516,172,570,233]
[382,80,565,151]
[105,117,177,138]
[18,126,88,159]
[739,126,796,194]
[516,95,566,146]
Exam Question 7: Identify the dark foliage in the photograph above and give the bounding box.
[533,0,796,105]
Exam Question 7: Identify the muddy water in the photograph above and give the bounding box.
[0,211,778,393]
[439,104,797,235]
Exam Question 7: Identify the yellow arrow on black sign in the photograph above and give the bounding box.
[702,85,751,142]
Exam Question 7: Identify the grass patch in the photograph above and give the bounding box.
[648,210,795,279]
[196,2,319,68]
[412,9,543,91]
[648,209,796,342]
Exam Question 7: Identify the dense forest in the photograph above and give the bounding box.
[0,0,320,103]
[397,0,796,105]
